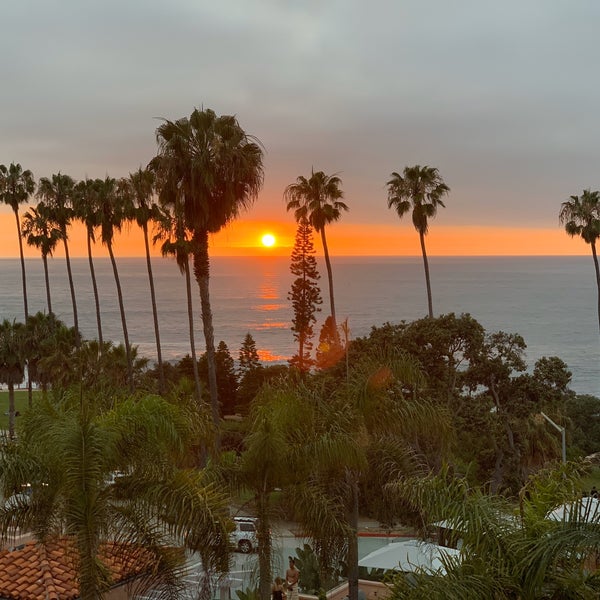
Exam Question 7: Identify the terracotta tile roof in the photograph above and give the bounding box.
[0,538,156,600]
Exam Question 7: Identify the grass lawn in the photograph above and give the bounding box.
[0,390,34,431]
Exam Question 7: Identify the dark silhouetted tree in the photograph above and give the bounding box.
[153,107,264,448]
[559,189,600,332]
[0,163,35,319]
[288,219,322,372]
[37,173,79,333]
[216,341,237,416]
[387,165,449,318]
[284,169,348,339]
[237,333,264,413]
[72,178,104,346]
[238,332,261,376]
[21,202,61,314]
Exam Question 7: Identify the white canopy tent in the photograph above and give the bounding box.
[358,540,461,574]
[546,497,600,523]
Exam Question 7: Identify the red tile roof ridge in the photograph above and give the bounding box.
[38,541,62,600]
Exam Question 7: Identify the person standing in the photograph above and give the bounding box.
[286,556,300,600]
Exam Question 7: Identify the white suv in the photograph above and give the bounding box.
[230,516,258,553]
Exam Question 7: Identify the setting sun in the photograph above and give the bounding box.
[261,233,276,247]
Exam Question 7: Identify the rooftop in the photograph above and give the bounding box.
[0,538,156,600]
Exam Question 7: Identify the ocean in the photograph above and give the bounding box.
[0,255,598,396]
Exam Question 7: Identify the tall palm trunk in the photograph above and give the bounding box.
[320,227,339,342]
[184,257,202,401]
[346,470,359,600]
[14,209,28,319]
[142,223,165,394]
[592,240,600,333]
[419,229,434,318]
[42,254,53,314]
[107,242,134,393]
[8,382,16,440]
[86,229,103,346]
[61,228,79,336]
[256,490,273,600]
[15,209,33,406]
[192,229,220,445]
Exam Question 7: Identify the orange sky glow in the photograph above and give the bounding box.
[0,214,589,259]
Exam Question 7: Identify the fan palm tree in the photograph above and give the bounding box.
[387,165,450,318]
[152,107,264,442]
[21,203,62,314]
[0,163,35,319]
[73,178,104,345]
[559,189,600,332]
[37,173,80,334]
[154,203,203,401]
[95,176,135,392]
[123,167,165,394]
[284,170,348,339]
[0,392,232,600]
[0,319,26,439]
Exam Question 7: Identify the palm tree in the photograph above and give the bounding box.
[284,169,348,339]
[96,176,135,392]
[154,203,203,401]
[559,189,600,332]
[73,178,104,345]
[387,462,600,599]
[0,163,35,319]
[387,165,450,318]
[0,392,232,600]
[21,203,62,314]
[153,107,264,442]
[24,312,75,397]
[37,173,80,334]
[123,167,165,394]
[0,319,26,439]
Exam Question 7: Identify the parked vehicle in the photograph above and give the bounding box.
[230,516,258,553]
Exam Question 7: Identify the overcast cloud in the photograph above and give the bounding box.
[2,0,599,231]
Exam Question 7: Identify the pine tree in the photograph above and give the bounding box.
[288,219,322,372]
[237,332,265,413]
[215,341,237,416]
[238,332,261,377]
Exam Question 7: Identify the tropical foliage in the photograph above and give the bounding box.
[0,391,231,600]
[387,463,600,599]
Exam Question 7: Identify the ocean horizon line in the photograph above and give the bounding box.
[0,253,591,261]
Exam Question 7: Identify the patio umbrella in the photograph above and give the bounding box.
[358,540,460,574]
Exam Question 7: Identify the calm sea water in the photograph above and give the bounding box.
[0,255,598,396]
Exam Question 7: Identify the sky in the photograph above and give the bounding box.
[1,0,599,257]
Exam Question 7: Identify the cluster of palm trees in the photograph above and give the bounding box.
[1,108,266,432]
[0,165,165,395]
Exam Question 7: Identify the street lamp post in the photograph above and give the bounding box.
[541,411,566,465]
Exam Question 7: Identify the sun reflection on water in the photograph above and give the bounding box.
[257,348,287,362]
